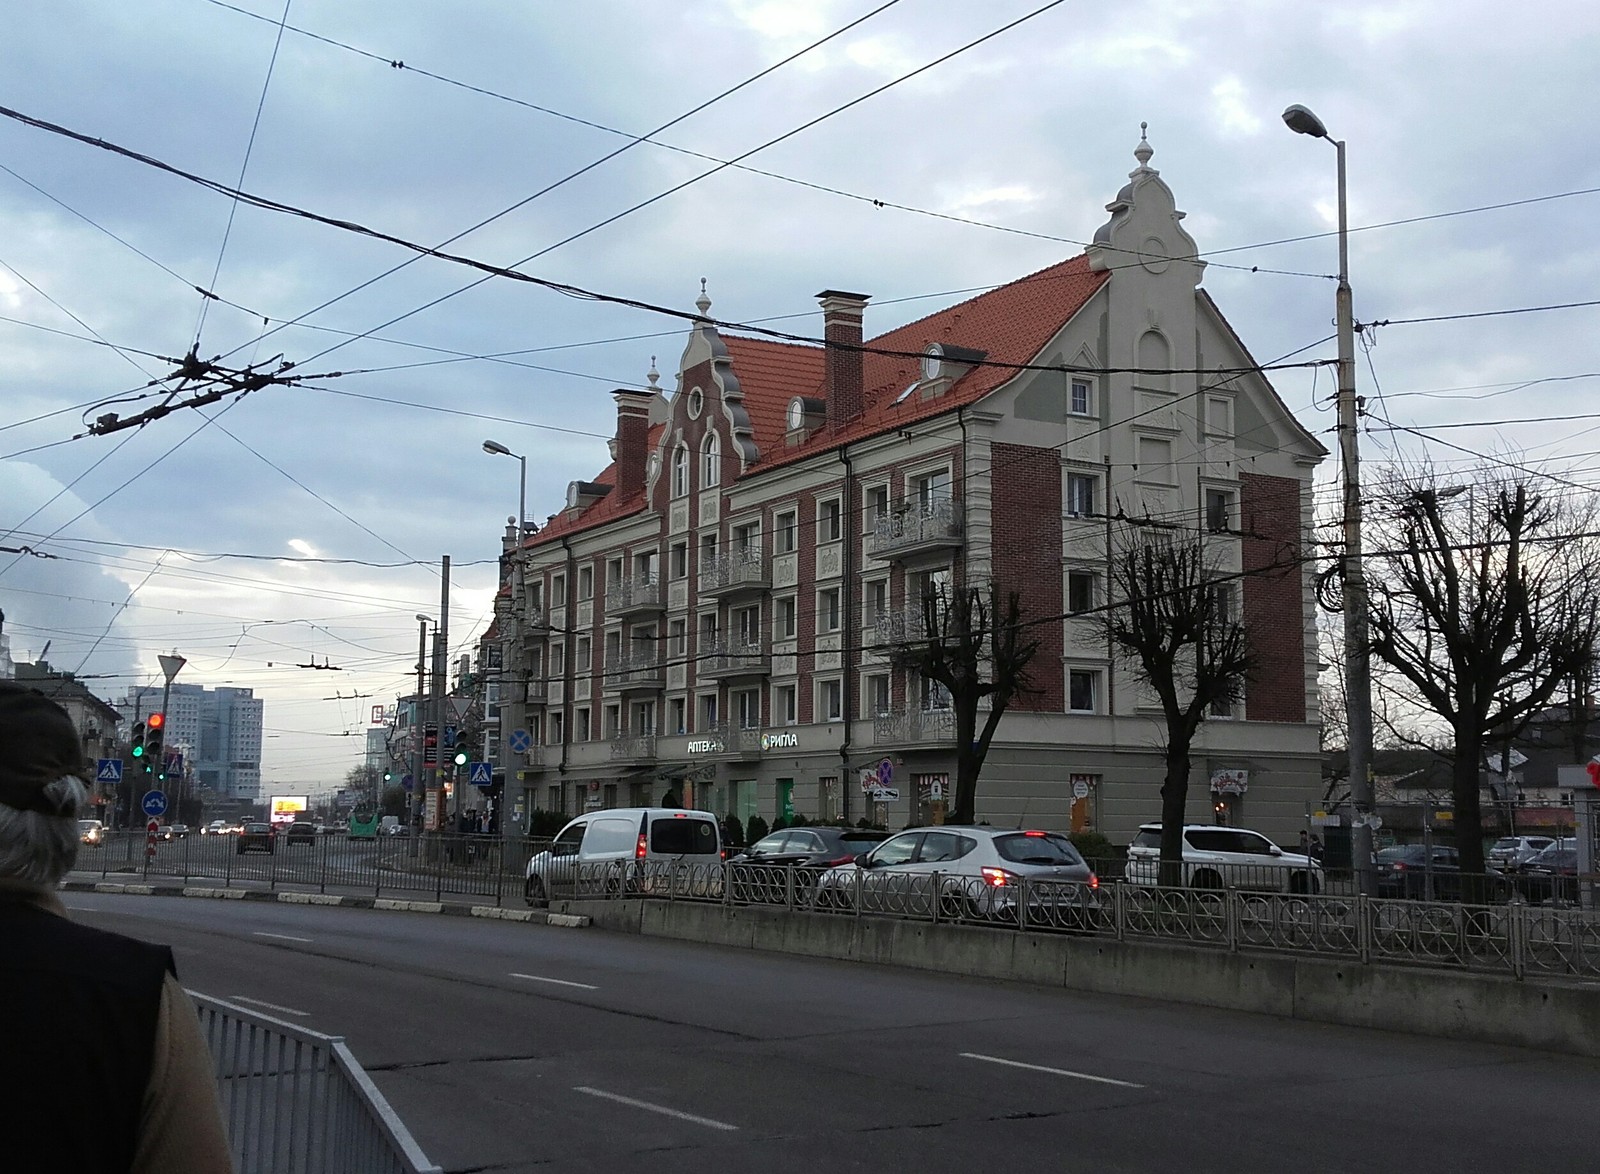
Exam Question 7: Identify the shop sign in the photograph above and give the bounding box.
[1210,769,1249,796]
[760,731,799,751]
[687,738,725,754]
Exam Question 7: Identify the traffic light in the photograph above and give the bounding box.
[146,713,166,779]
[130,721,147,765]
[383,770,394,784]
[453,746,469,768]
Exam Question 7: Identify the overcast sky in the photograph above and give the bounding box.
[2,0,1596,792]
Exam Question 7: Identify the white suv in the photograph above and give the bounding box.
[1487,836,1556,872]
[1124,824,1322,893]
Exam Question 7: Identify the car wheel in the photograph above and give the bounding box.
[525,875,547,908]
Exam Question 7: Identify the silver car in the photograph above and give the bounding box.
[1487,835,1557,872]
[817,826,1100,924]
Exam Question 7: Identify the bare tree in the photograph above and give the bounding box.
[1104,537,1257,884]
[893,581,1040,825]
[1365,471,1600,879]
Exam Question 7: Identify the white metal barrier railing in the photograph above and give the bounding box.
[192,993,441,1174]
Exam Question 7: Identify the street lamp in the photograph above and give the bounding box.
[1284,103,1376,897]
[482,440,527,548]
[413,614,431,833]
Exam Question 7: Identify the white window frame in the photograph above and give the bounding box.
[865,483,890,532]
[702,432,721,488]
[776,684,798,726]
[776,596,797,640]
[672,445,689,498]
[1205,395,1234,437]
[818,586,842,633]
[818,678,843,722]
[1205,487,1235,534]
[1068,669,1099,714]
[1070,378,1093,416]
[1066,570,1096,615]
[1066,473,1097,518]
[774,509,798,554]
[818,497,842,544]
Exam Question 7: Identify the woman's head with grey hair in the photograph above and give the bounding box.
[0,682,90,883]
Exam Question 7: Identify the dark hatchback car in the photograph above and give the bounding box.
[1516,846,1580,904]
[1374,844,1510,902]
[285,821,318,846]
[236,822,276,854]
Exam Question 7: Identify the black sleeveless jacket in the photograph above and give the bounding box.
[0,898,174,1174]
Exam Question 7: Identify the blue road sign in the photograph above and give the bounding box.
[877,758,894,785]
[443,724,457,748]
[507,728,532,755]
[469,762,493,787]
[96,758,123,784]
[140,790,168,818]
[401,773,414,792]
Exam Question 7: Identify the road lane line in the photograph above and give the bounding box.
[573,1087,738,1131]
[229,996,311,1017]
[252,931,313,943]
[510,972,598,991]
[959,1052,1145,1088]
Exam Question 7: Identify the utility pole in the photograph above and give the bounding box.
[435,555,451,830]
[412,614,428,835]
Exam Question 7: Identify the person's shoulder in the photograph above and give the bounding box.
[5,900,175,981]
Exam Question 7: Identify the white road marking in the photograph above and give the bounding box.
[252,931,313,943]
[573,1086,739,1131]
[959,1052,1145,1088]
[510,972,598,991]
[228,996,311,1017]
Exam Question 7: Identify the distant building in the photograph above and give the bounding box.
[10,661,123,817]
[122,683,263,801]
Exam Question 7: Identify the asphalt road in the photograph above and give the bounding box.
[62,893,1599,1174]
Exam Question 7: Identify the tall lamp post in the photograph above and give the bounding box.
[412,614,430,834]
[482,440,526,547]
[484,439,527,837]
[1284,103,1376,896]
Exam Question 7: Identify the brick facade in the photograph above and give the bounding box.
[990,443,1065,712]
[1239,471,1307,723]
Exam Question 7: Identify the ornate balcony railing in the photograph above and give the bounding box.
[609,731,658,761]
[872,706,956,745]
[610,574,663,615]
[867,497,963,560]
[698,548,769,596]
[700,639,770,679]
[602,653,665,692]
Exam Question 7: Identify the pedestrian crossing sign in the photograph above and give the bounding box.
[96,758,123,784]
[469,762,493,787]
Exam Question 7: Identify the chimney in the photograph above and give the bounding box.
[816,290,870,427]
[612,389,652,500]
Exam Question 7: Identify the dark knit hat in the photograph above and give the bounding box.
[0,682,87,816]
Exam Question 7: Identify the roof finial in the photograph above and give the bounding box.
[695,277,711,316]
[1133,121,1154,169]
[646,355,660,390]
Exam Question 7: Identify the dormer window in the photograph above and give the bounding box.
[702,432,720,488]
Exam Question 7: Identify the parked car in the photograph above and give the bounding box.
[78,818,105,846]
[203,820,228,836]
[729,826,890,903]
[524,808,722,906]
[817,827,1099,923]
[1488,835,1557,872]
[1124,824,1323,893]
[1373,844,1512,901]
[285,821,317,846]
[1515,845,1580,904]
[236,822,275,855]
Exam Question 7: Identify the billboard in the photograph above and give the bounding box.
[269,795,308,825]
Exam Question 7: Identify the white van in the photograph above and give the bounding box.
[523,808,722,905]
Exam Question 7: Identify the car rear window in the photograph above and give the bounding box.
[650,817,720,856]
[995,833,1084,865]
[1131,829,1162,849]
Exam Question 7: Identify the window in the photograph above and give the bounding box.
[606,558,622,589]
[1070,378,1093,416]
[671,542,688,580]
[700,693,719,730]
[698,613,719,652]
[669,618,687,657]
[1067,571,1096,615]
[1138,436,1174,483]
[733,605,761,645]
[818,587,841,633]
[548,712,564,744]
[699,534,719,578]
[669,697,686,735]
[1207,581,1235,622]
[529,581,544,610]
[1206,395,1233,437]
[550,644,566,677]
[866,673,890,717]
[776,596,797,640]
[922,676,952,712]
[702,432,721,488]
[733,521,759,552]
[1066,473,1096,517]
[578,566,593,600]
[866,485,889,530]
[1068,670,1098,714]
[575,636,591,672]
[604,705,620,738]
[865,578,888,624]
[736,688,760,729]
[776,684,797,725]
[819,498,842,543]
[915,470,951,507]
[551,573,567,605]
[574,707,590,741]
[818,679,843,722]
[1205,488,1234,533]
[774,510,797,553]
[634,550,657,580]
[672,445,689,497]
[686,387,703,418]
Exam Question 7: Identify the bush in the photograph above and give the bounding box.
[525,808,568,838]
[746,814,770,844]
[1070,830,1118,863]
[771,815,788,832]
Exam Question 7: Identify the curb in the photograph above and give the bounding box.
[64,879,590,929]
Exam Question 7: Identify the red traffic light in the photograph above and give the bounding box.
[148,712,166,730]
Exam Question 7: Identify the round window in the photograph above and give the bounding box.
[687,387,703,418]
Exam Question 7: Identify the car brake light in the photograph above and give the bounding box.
[824,854,856,866]
[981,867,1015,887]
[1391,862,1406,871]
[636,834,648,860]
[1089,873,1099,890]
[1024,830,1046,837]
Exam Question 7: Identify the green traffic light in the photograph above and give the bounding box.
[131,745,144,757]
[453,748,469,766]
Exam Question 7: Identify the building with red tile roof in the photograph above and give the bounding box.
[490,135,1327,844]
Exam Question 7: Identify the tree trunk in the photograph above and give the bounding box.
[1158,723,1193,887]
[951,687,980,825]
[1453,728,1488,891]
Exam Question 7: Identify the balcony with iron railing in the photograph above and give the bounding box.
[872,706,956,745]
[601,652,665,693]
[713,720,764,758]
[609,730,658,761]
[521,604,548,641]
[699,638,770,680]
[524,678,548,706]
[867,497,964,561]
[698,547,770,598]
[610,574,664,617]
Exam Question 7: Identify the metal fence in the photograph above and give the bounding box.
[192,993,440,1174]
[81,834,1600,983]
